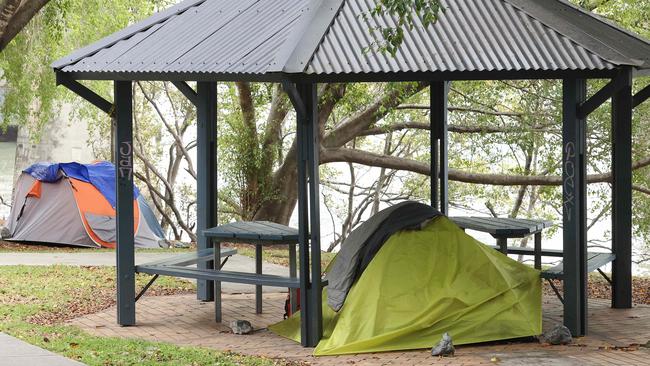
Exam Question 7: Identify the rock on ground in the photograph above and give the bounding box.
[230,320,253,335]
[431,332,455,357]
[542,324,572,345]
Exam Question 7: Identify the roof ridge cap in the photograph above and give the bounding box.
[503,0,642,68]
[555,0,650,45]
[272,0,345,74]
[52,0,207,70]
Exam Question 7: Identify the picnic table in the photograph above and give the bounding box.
[450,216,553,269]
[204,221,299,322]
[449,216,615,303]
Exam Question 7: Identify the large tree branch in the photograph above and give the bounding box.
[318,83,347,134]
[0,0,21,36]
[262,84,289,150]
[0,0,49,52]
[634,185,650,195]
[236,81,258,136]
[323,82,427,147]
[321,148,650,186]
[510,146,534,217]
[396,104,525,117]
[358,122,555,136]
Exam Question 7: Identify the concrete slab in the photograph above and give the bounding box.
[0,333,85,366]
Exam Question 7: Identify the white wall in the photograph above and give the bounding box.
[0,141,15,220]
[13,104,95,185]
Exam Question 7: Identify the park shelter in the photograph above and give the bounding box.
[52,0,650,348]
[5,162,165,248]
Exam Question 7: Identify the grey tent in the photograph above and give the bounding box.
[3,162,165,248]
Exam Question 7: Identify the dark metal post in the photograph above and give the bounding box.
[289,243,298,314]
[430,84,439,210]
[612,67,633,309]
[431,81,449,214]
[114,80,136,326]
[496,238,507,254]
[196,82,218,301]
[534,232,542,270]
[287,81,322,347]
[295,83,312,347]
[562,78,588,336]
[213,240,222,322]
[255,244,263,313]
[302,83,322,347]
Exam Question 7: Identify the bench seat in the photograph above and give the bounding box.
[136,247,237,267]
[541,252,616,280]
[486,244,563,257]
[136,264,303,288]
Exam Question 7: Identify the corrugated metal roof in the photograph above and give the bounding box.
[307,0,619,74]
[53,0,650,80]
[57,0,315,76]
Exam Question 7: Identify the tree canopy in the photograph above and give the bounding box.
[0,0,171,135]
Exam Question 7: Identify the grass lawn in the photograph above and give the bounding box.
[0,265,287,365]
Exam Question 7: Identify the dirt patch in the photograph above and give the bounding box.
[28,286,196,326]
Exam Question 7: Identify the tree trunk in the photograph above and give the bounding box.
[0,0,50,52]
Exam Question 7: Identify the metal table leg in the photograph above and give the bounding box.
[534,232,542,270]
[214,241,222,323]
[497,238,507,254]
[289,243,298,314]
[256,244,262,314]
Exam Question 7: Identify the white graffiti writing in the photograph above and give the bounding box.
[118,141,133,181]
[563,142,576,221]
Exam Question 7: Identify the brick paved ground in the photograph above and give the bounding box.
[69,294,650,365]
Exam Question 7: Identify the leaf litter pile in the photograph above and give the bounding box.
[0,265,195,325]
[543,274,650,305]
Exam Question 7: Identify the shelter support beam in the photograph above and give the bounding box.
[430,81,449,214]
[562,78,587,336]
[288,81,322,347]
[196,82,218,301]
[115,80,136,326]
[612,68,633,309]
[577,77,626,119]
[57,73,113,116]
[632,84,650,109]
[172,81,198,106]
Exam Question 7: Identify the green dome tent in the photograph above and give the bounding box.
[270,216,541,356]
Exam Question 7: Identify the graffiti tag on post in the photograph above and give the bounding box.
[563,142,575,221]
[118,141,133,181]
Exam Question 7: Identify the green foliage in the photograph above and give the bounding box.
[369,0,442,56]
[218,83,275,220]
[0,0,171,138]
